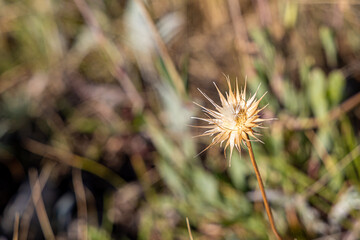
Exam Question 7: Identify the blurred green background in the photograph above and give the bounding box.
[0,0,360,239]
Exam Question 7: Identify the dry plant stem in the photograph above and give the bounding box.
[186,217,193,240]
[29,169,55,240]
[20,162,55,240]
[284,91,360,130]
[72,169,88,240]
[246,137,282,240]
[227,0,256,77]
[133,0,186,96]
[24,139,125,188]
[13,212,19,240]
[73,0,144,110]
[303,144,360,198]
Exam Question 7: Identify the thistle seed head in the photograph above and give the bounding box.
[192,76,271,166]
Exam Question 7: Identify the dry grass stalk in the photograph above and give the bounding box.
[72,169,88,240]
[19,163,55,240]
[13,212,19,240]
[28,169,55,240]
[186,217,194,240]
[246,138,282,240]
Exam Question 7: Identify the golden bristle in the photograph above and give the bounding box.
[193,76,271,166]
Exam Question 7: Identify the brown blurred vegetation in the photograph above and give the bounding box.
[0,0,360,239]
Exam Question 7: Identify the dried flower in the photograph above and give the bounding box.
[193,76,271,166]
[192,76,282,239]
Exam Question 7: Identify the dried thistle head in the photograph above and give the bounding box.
[192,76,272,166]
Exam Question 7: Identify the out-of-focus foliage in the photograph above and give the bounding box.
[0,0,360,240]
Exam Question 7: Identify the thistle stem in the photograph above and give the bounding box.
[245,137,282,240]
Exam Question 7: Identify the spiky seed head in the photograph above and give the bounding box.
[192,76,271,167]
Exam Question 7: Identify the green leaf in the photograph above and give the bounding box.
[228,151,249,189]
[193,168,219,203]
[328,70,344,106]
[158,160,186,197]
[309,68,328,118]
[70,117,100,134]
[319,26,337,67]
[250,29,275,67]
[88,226,112,240]
[283,79,299,114]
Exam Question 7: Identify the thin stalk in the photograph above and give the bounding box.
[246,137,282,240]
[186,217,193,240]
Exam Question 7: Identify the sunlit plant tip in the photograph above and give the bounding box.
[192,76,274,166]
